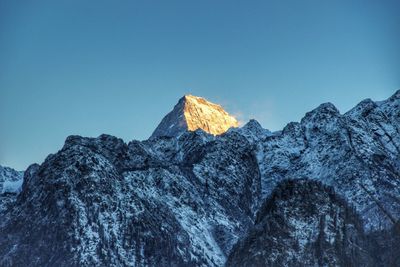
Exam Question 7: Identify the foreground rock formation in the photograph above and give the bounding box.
[227,179,372,267]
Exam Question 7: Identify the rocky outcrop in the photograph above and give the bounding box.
[151,95,238,138]
[226,179,373,267]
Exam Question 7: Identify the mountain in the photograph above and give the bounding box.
[255,90,400,231]
[151,95,239,138]
[0,132,260,266]
[226,179,372,267]
[0,165,23,213]
[0,90,399,266]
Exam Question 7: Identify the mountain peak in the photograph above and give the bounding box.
[151,95,239,138]
[387,89,400,102]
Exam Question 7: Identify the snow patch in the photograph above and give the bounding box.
[1,179,23,194]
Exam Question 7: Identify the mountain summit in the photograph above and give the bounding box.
[151,95,239,138]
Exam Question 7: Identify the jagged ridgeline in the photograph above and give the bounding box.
[0,90,399,267]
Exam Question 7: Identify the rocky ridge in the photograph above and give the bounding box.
[253,91,400,231]
[0,131,260,266]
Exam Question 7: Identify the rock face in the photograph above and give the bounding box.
[0,132,260,266]
[226,179,373,267]
[0,90,399,266]
[151,95,239,138]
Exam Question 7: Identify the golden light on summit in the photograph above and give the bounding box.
[183,95,239,135]
[151,94,239,138]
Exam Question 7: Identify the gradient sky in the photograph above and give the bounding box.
[1,0,399,170]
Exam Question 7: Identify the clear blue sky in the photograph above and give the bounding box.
[1,0,399,170]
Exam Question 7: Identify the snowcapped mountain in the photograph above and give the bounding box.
[254,91,400,231]
[0,90,399,266]
[0,131,260,266]
[151,95,238,138]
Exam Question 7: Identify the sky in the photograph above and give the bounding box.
[0,0,399,170]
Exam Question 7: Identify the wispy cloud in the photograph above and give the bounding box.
[219,97,283,131]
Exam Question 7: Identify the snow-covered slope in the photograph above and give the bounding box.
[0,131,260,266]
[255,90,400,231]
[151,95,238,138]
[0,165,23,213]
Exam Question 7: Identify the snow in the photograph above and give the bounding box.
[1,179,23,194]
[0,165,24,195]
